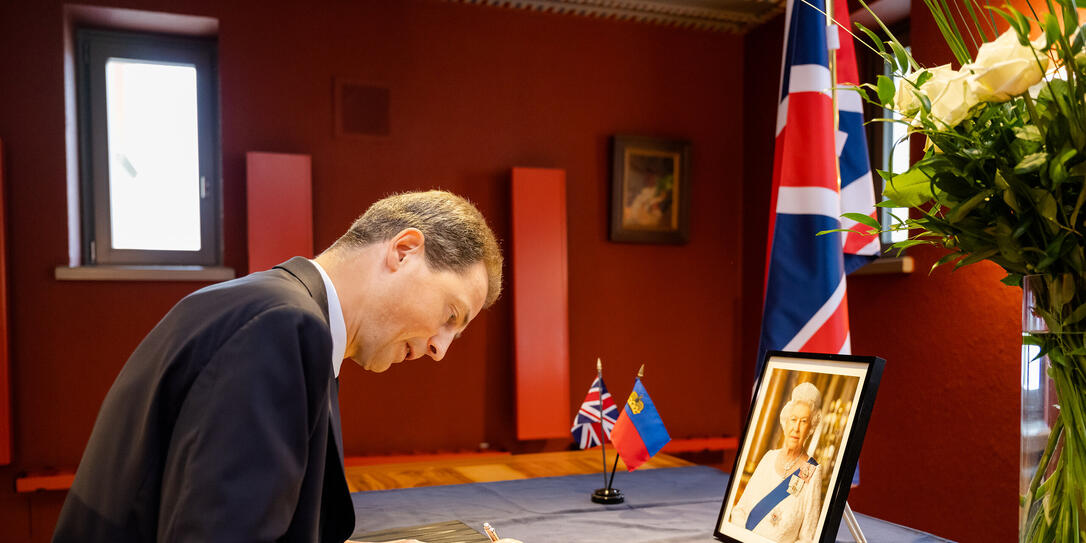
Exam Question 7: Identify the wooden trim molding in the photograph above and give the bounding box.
[55,265,235,282]
[851,256,914,275]
[447,0,785,33]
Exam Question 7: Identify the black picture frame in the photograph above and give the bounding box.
[609,135,691,244]
[714,351,884,543]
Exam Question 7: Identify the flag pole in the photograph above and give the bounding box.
[604,364,644,491]
[826,5,869,539]
[826,0,842,188]
[591,360,630,505]
[597,358,607,491]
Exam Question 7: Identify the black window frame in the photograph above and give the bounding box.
[858,19,911,251]
[76,28,221,266]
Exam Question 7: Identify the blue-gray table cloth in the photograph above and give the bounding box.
[350,465,952,542]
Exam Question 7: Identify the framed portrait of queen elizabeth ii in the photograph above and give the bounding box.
[714,351,884,543]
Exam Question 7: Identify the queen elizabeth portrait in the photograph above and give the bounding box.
[729,382,824,543]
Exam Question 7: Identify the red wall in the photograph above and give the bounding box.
[0,1,745,540]
[742,6,1019,542]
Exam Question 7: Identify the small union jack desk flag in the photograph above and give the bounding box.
[570,376,618,449]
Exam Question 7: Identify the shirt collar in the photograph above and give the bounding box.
[309,259,346,378]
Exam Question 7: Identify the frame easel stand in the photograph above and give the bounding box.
[843,502,866,542]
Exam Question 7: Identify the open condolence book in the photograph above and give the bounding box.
[350,519,491,543]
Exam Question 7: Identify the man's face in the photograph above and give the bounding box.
[352,258,488,373]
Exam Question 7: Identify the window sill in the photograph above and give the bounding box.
[852,256,915,275]
[55,265,235,282]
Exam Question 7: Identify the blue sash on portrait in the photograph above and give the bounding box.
[745,457,818,530]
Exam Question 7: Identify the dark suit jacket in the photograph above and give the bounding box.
[53,257,355,542]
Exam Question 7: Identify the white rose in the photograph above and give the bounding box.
[921,64,978,128]
[894,68,929,118]
[966,29,1049,102]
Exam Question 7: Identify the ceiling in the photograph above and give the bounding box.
[447,0,788,34]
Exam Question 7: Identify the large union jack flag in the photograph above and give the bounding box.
[570,377,618,449]
[758,0,878,374]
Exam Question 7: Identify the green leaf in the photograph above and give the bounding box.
[1063,0,1080,37]
[990,7,1026,42]
[1049,147,1078,186]
[1016,152,1049,175]
[1003,189,1021,213]
[886,211,907,223]
[1016,125,1044,143]
[883,167,936,207]
[1001,273,1024,287]
[817,228,855,236]
[916,92,932,116]
[855,23,887,55]
[889,40,911,73]
[1021,333,1044,347]
[1065,303,1086,326]
[1011,7,1031,43]
[930,251,962,273]
[954,248,999,269]
[891,239,929,249]
[842,213,880,230]
[1060,273,1075,309]
[1073,23,1086,54]
[994,219,1025,264]
[876,75,896,106]
[1032,190,1061,234]
[947,189,994,223]
[1044,13,1062,49]
[914,69,934,87]
[958,0,990,42]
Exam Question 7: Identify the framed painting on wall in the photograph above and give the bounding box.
[609,135,691,244]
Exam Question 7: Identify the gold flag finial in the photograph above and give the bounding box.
[637,364,644,379]
[596,358,602,373]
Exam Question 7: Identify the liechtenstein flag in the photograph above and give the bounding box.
[610,378,670,472]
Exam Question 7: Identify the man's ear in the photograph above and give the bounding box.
[385,228,425,270]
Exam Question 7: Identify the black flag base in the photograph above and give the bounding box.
[591,487,624,504]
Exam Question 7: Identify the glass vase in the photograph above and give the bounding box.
[1019,275,1085,542]
[1020,275,1059,538]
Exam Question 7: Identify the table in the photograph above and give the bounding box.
[351,465,952,542]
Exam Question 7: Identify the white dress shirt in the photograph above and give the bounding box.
[310,259,346,378]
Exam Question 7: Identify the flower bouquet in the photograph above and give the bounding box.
[838,0,1086,539]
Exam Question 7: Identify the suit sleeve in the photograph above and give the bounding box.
[156,306,329,542]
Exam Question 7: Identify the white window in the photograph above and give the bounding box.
[77,29,220,265]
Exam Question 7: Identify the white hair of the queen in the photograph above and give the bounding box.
[778,381,823,432]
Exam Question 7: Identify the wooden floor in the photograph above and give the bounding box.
[344,449,692,492]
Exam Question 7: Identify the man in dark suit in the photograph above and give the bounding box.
[53,190,504,543]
